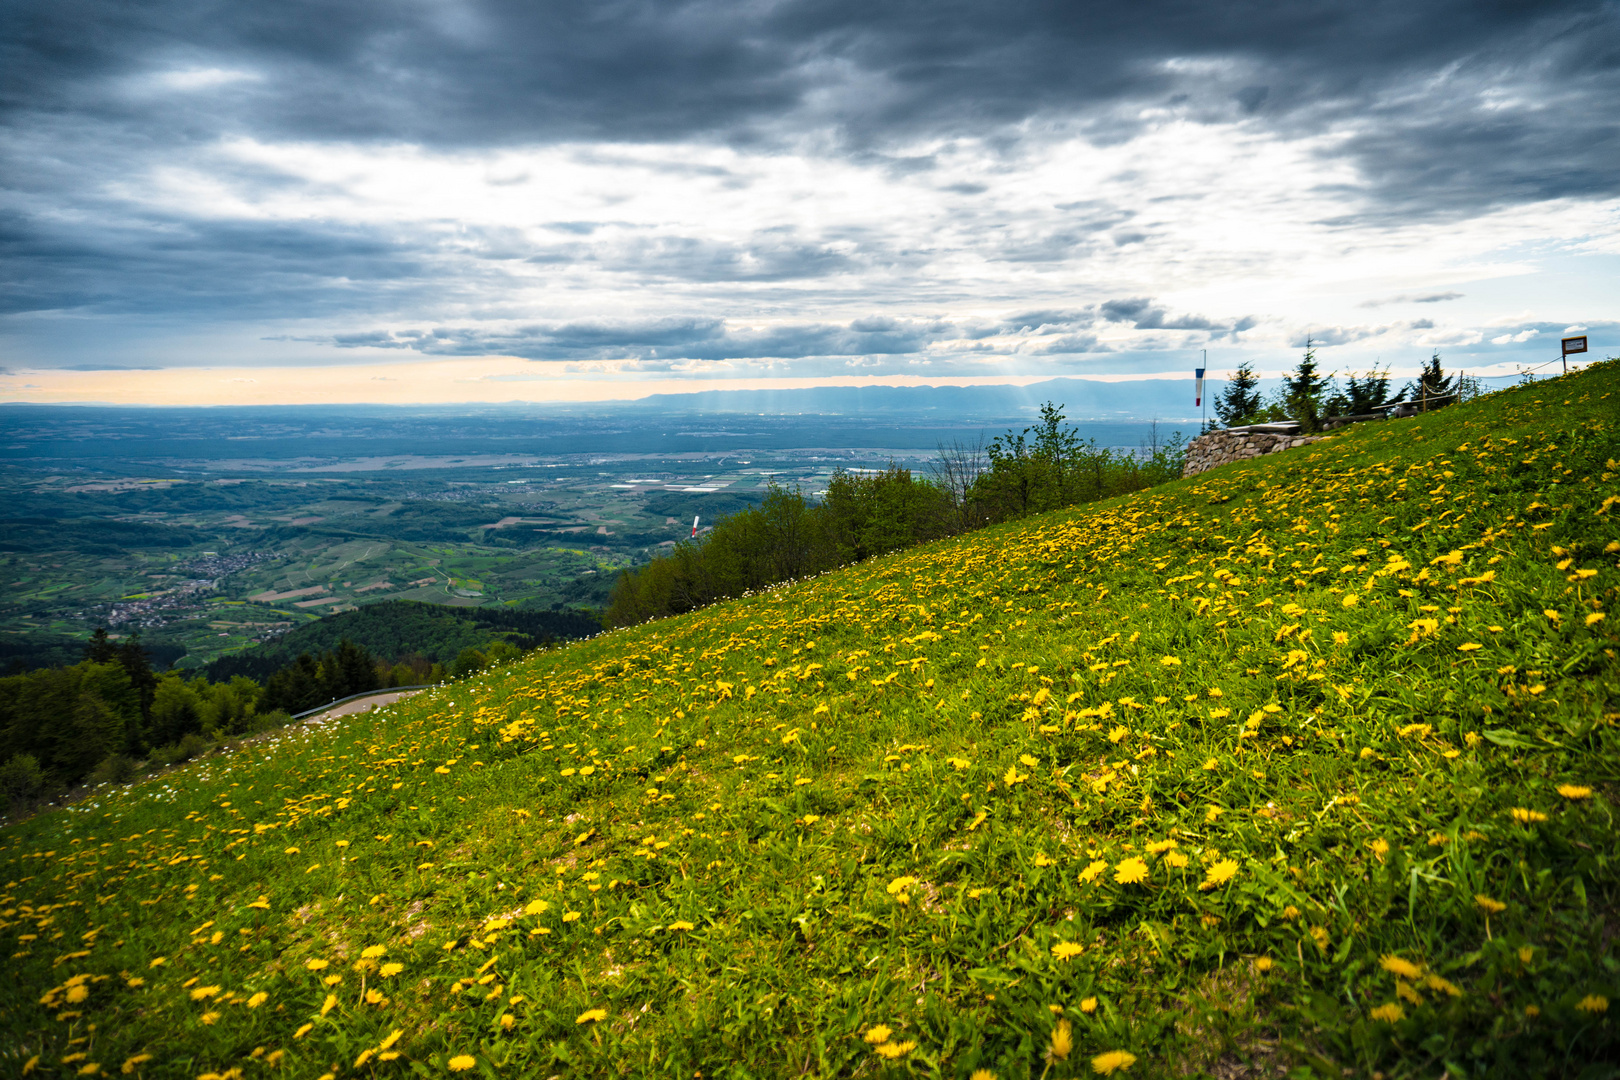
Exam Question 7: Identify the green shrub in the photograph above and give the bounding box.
[88,752,136,785]
[0,753,45,804]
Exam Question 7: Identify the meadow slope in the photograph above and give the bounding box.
[4,363,1618,1079]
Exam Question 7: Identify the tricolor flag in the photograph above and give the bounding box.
[692,515,700,538]
[1194,367,1206,407]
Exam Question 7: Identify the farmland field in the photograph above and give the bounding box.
[1,365,1614,1077]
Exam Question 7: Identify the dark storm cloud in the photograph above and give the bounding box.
[6,2,1615,195]
[322,315,952,362]
[1099,297,1255,337]
[3,0,1617,358]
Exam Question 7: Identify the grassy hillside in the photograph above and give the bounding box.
[3,364,1616,1079]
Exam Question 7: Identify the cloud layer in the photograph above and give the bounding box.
[2,0,1617,392]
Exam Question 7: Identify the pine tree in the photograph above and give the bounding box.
[1344,367,1404,414]
[1213,363,1264,427]
[1405,353,1454,411]
[1282,340,1330,431]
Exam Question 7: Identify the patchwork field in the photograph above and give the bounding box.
[2,364,1615,1078]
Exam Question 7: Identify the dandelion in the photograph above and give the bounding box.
[886,876,917,895]
[294,1024,313,1039]
[190,985,221,1001]
[380,963,404,977]
[563,911,581,922]
[1380,955,1423,980]
[1114,857,1149,885]
[970,1072,997,1080]
[863,1025,893,1044]
[1091,1050,1136,1074]
[874,1041,917,1059]
[320,993,338,1017]
[1557,784,1592,799]
[305,959,329,971]
[524,899,549,915]
[1199,859,1239,890]
[361,944,387,959]
[447,1055,477,1071]
[1474,895,1506,914]
[247,992,268,1007]
[1255,957,1273,972]
[576,1008,607,1024]
[1577,995,1609,1013]
[1052,942,1085,960]
[667,921,695,931]
[1511,808,1548,823]
[1370,1003,1405,1023]
[1045,1019,1073,1064]
[1080,997,1098,1014]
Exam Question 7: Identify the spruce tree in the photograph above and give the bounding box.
[1213,363,1264,427]
[1282,340,1329,431]
[1405,352,1454,411]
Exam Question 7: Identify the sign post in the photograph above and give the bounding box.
[1561,335,1587,375]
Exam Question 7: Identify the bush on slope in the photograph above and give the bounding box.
[2,363,1616,1079]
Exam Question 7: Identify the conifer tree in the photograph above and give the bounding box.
[1213,363,1264,427]
[1282,340,1330,431]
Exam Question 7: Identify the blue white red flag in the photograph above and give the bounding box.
[1195,367,1206,407]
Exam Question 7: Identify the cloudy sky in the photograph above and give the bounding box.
[2,0,1617,405]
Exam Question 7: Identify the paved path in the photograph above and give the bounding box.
[303,688,427,724]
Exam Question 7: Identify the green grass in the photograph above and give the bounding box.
[3,364,1618,1079]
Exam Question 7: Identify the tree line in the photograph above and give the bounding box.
[1213,347,1466,431]
[604,403,1187,627]
[0,627,542,812]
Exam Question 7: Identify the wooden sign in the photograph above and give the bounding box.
[1562,336,1588,356]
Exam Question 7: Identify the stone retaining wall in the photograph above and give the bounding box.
[1182,427,1330,478]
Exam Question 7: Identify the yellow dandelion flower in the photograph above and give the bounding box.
[576,1008,607,1024]
[668,921,695,931]
[189,985,221,1001]
[247,992,268,1008]
[1255,957,1273,972]
[1370,1003,1405,1023]
[1165,852,1189,868]
[863,1025,893,1044]
[1052,942,1085,960]
[1079,860,1108,884]
[1380,955,1423,980]
[874,1041,917,1059]
[320,993,338,1017]
[379,1030,404,1051]
[970,1071,997,1080]
[1511,808,1548,823]
[1474,895,1506,914]
[125,977,144,988]
[562,911,581,922]
[1457,643,1482,652]
[1046,1020,1073,1063]
[1091,1050,1136,1074]
[1160,656,1181,666]
[1080,997,1098,1014]
[66,985,89,1004]
[200,1011,221,1025]
[120,1054,152,1074]
[360,945,387,959]
[380,963,404,977]
[294,1023,313,1039]
[23,1057,38,1075]
[447,1055,477,1071]
[305,959,329,971]
[1114,857,1149,885]
[886,876,917,895]
[1557,784,1592,799]
[1199,859,1239,890]
[1577,995,1609,1013]
[524,899,549,915]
